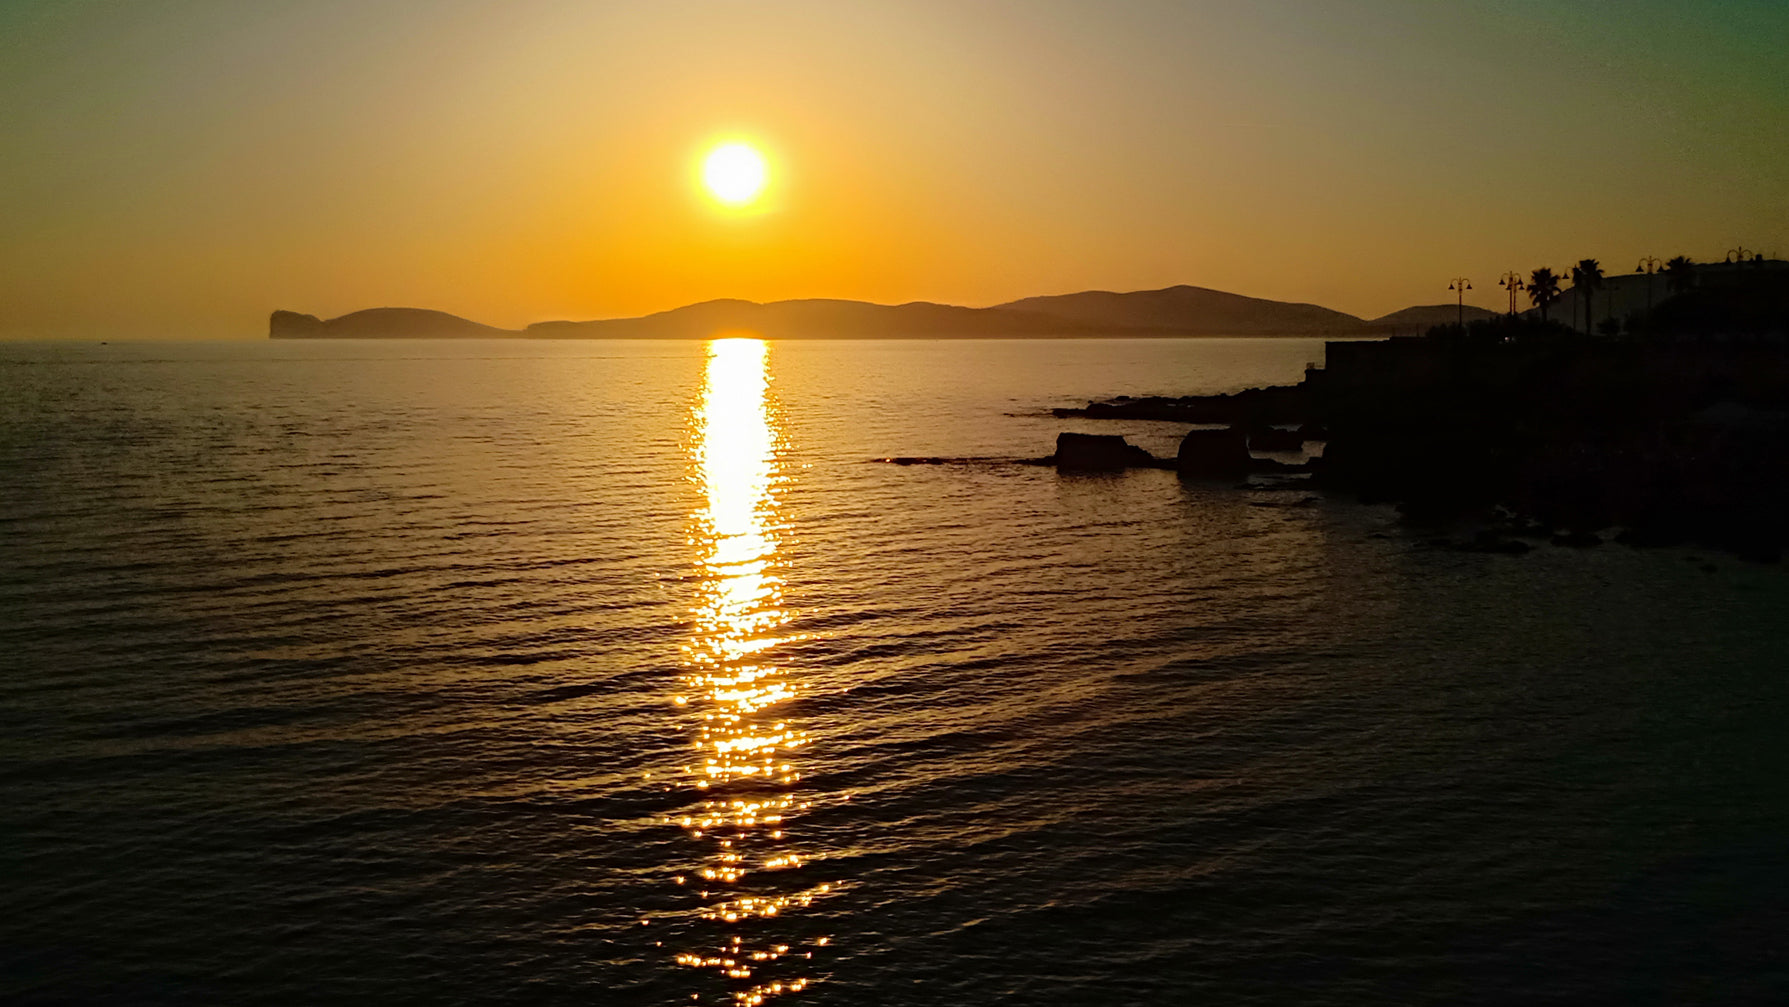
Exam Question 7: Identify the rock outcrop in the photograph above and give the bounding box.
[1052,433,1159,471]
[1175,429,1253,479]
[1247,426,1305,452]
[1053,385,1310,427]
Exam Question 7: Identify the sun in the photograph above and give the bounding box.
[702,142,768,206]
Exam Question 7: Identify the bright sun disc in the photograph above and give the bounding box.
[703,143,768,205]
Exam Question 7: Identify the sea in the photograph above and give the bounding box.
[2,337,1786,1005]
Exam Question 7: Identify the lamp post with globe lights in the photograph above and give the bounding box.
[1448,277,1472,330]
[1637,256,1663,313]
[1498,272,1525,315]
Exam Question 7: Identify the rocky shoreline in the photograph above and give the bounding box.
[1035,327,1789,563]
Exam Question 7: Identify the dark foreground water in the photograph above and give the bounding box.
[2,338,1786,1005]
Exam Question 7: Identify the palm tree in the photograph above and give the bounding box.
[1528,267,1562,323]
[1571,258,1604,333]
[1665,255,1696,295]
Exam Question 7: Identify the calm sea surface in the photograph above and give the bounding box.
[2,338,1786,1005]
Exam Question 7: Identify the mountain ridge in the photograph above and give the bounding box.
[524,297,1099,339]
[1367,303,1501,328]
[270,308,516,339]
[994,284,1370,335]
[270,286,1490,339]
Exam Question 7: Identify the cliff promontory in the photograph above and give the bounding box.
[269,308,518,339]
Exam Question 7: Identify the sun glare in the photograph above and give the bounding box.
[702,143,769,206]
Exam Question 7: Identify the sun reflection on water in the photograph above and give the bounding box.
[667,338,826,1003]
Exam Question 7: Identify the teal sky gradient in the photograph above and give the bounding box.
[2,0,1784,337]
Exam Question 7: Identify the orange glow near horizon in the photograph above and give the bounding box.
[0,4,1783,338]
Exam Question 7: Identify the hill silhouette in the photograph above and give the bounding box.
[1367,304,1500,330]
[270,286,1489,339]
[526,298,1093,338]
[996,285,1368,335]
[270,308,516,339]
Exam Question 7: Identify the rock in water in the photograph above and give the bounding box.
[1053,432,1157,471]
[1247,426,1305,452]
[1176,428,1252,479]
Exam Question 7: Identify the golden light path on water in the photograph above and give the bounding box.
[669,338,828,1005]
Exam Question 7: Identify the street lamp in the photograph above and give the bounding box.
[1498,272,1525,315]
[1447,277,1472,330]
[1636,255,1662,313]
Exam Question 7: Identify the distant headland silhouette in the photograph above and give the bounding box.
[269,285,1500,340]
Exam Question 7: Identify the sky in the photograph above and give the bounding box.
[1,0,1785,338]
